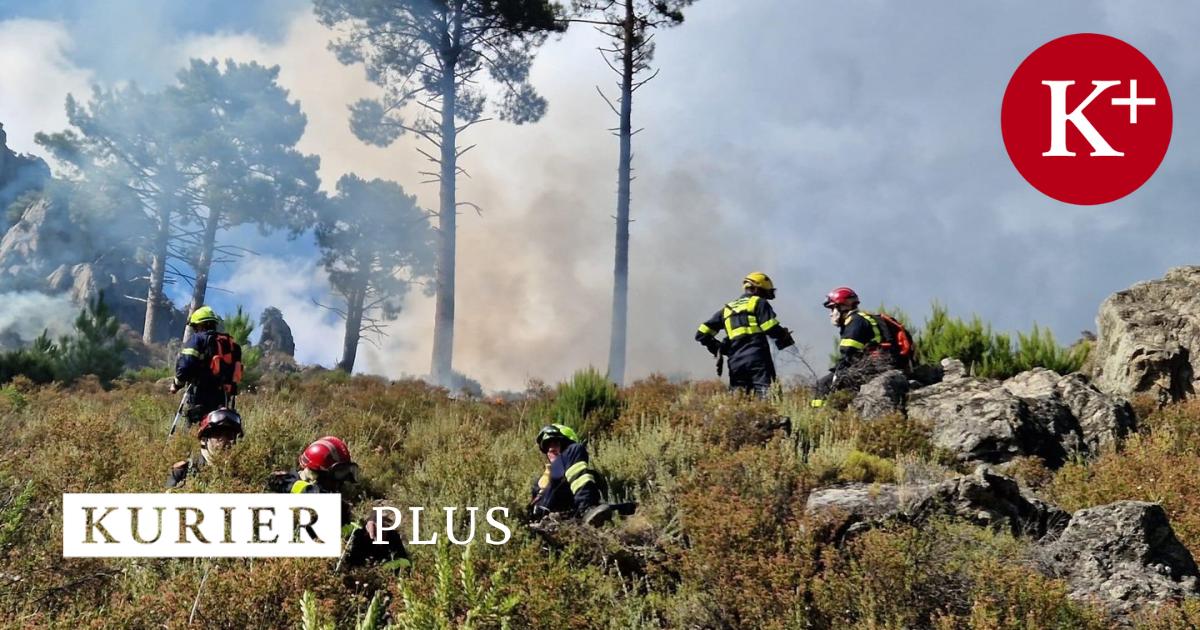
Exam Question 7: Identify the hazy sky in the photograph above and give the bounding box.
[1,1,1196,390]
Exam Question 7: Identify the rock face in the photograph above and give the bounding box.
[1093,266,1200,402]
[1041,501,1200,615]
[907,376,1071,466]
[906,367,1133,466]
[852,369,909,419]
[258,307,295,356]
[0,123,50,212]
[0,195,185,343]
[805,466,1068,541]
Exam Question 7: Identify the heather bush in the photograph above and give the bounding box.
[0,370,1188,628]
[1048,399,1200,550]
[549,367,620,439]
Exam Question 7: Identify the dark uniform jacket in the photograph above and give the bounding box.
[176,330,232,420]
[834,310,894,371]
[696,293,791,383]
[267,471,407,567]
[530,442,600,517]
[164,454,206,489]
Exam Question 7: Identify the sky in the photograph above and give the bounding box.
[0,1,1196,390]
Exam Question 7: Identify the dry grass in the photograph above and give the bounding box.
[5,372,1200,628]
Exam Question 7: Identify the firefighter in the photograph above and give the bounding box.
[811,286,902,407]
[268,436,407,568]
[164,408,243,489]
[171,306,243,425]
[529,424,600,519]
[695,272,795,397]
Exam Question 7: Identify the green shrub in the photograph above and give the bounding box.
[809,441,897,485]
[0,332,58,385]
[550,367,620,439]
[392,541,520,630]
[123,366,171,383]
[55,292,127,385]
[0,295,128,387]
[224,305,263,388]
[915,303,1087,378]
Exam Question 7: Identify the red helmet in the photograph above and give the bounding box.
[299,436,352,472]
[197,408,244,440]
[823,287,860,309]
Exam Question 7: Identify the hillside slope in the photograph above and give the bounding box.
[2,373,1200,628]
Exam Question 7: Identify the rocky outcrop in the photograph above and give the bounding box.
[0,195,184,343]
[258,307,295,356]
[907,376,1072,466]
[851,369,909,419]
[0,123,50,213]
[904,367,1133,466]
[1093,266,1200,402]
[805,466,1068,541]
[1040,501,1200,616]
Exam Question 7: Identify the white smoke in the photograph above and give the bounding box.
[0,19,93,155]
[0,291,77,346]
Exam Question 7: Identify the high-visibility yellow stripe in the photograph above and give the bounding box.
[840,338,866,350]
[565,461,589,481]
[760,318,779,331]
[856,312,883,344]
[810,399,826,408]
[723,296,765,339]
[698,324,715,335]
[570,474,595,493]
[290,480,312,494]
[181,348,202,357]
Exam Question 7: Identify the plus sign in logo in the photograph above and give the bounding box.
[1001,33,1172,205]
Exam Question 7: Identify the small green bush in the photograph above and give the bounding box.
[0,294,127,387]
[56,292,127,385]
[123,366,171,383]
[224,305,263,388]
[550,367,620,439]
[916,303,1088,378]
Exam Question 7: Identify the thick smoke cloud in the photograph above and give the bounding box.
[3,2,1200,390]
[0,291,76,347]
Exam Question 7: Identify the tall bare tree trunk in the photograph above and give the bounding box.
[430,57,458,386]
[337,279,367,373]
[143,204,172,344]
[606,0,636,386]
[182,208,220,342]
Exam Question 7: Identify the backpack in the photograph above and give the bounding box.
[876,313,915,367]
[206,332,244,395]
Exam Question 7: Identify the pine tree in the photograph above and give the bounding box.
[315,0,563,384]
[57,292,127,386]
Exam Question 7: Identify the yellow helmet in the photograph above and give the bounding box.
[188,306,219,326]
[743,271,775,292]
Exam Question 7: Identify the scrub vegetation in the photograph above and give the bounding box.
[0,370,1195,628]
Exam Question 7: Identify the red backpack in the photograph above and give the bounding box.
[207,332,244,395]
[876,313,915,367]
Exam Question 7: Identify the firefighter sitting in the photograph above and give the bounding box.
[171,306,243,425]
[164,408,243,489]
[529,424,635,527]
[812,286,912,407]
[268,436,407,569]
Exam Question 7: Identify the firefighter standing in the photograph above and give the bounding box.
[171,306,243,425]
[695,272,795,397]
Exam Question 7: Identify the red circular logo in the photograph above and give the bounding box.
[1001,33,1172,205]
